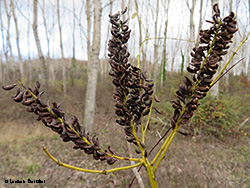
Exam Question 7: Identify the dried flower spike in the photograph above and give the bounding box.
[171,3,238,129]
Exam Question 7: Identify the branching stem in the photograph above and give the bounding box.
[43,147,143,175]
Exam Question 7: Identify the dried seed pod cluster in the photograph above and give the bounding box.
[171,4,238,129]
[108,8,155,149]
[2,82,117,165]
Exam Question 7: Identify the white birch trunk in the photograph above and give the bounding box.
[84,0,102,133]
[32,0,48,91]
[86,0,91,61]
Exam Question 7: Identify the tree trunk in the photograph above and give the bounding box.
[41,0,50,58]
[57,0,66,94]
[195,0,203,47]
[186,0,196,89]
[32,0,48,91]
[103,0,113,81]
[0,3,5,81]
[86,0,91,61]
[71,0,76,87]
[4,0,12,58]
[134,0,143,69]
[84,0,102,134]
[3,0,13,80]
[161,21,168,88]
[10,0,23,79]
[153,0,159,93]
[27,0,32,83]
[122,0,126,21]
[160,0,170,89]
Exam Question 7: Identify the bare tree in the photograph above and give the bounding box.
[101,0,114,81]
[196,0,203,47]
[70,0,76,86]
[160,0,170,89]
[4,0,12,58]
[3,0,14,80]
[10,0,23,79]
[26,0,32,82]
[86,0,91,61]
[134,0,143,68]
[122,0,125,20]
[49,0,56,82]
[186,0,197,49]
[84,1,102,133]
[32,0,48,91]
[153,0,160,93]
[57,0,66,94]
[0,1,6,81]
[103,0,113,81]
[40,0,51,58]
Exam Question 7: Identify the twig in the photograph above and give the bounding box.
[236,117,250,132]
[209,57,245,88]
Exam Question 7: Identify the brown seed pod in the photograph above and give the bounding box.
[121,6,127,14]
[108,146,115,154]
[36,81,41,89]
[2,84,17,91]
[213,3,220,14]
[97,151,106,156]
[107,157,117,165]
[26,107,34,112]
[154,95,160,103]
[67,132,79,139]
[183,76,193,87]
[171,120,176,129]
[154,107,162,114]
[73,145,80,150]
[135,148,141,154]
[13,91,24,102]
[23,91,32,99]
[142,108,150,116]
[205,20,215,24]
[126,136,134,143]
[92,135,99,146]
[71,116,78,126]
[22,99,34,106]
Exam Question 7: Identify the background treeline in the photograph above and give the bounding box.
[0,0,249,134]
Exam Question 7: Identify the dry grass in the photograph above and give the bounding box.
[0,116,249,188]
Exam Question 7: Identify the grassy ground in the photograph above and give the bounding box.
[0,74,249,188]
[0,119,249,188]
